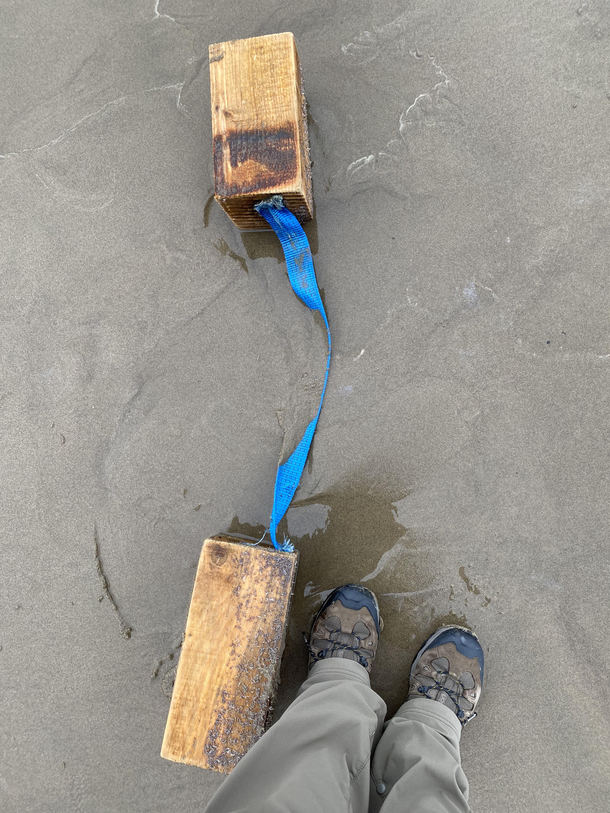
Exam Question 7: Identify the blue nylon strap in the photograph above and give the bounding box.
[254,196,331,552]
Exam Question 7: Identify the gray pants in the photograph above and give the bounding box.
[204,659,470,813]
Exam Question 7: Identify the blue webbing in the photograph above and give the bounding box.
[254,196,331,552]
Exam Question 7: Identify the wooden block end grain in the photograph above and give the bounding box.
[161,536,299,773]
[209,32,313,230]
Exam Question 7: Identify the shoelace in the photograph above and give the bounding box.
[417,671,477,726]
[303,631,369,669]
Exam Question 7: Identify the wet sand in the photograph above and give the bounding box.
[2,1,609,810]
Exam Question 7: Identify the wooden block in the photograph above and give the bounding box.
[209,32,312,230]
[161,535,299,773]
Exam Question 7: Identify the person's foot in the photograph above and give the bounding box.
[305,584,382,673]
[408,626,484,725]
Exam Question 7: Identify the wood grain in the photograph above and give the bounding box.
[161,536,299,773]
[209,32,312,230]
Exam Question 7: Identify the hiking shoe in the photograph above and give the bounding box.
[408,626,484,725]
[305,584,382,673]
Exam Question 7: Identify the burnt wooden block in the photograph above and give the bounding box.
[161,536,299,773]
[209,32,313,230]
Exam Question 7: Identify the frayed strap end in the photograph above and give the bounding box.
[254,195,285,213]
[278,538,295,553]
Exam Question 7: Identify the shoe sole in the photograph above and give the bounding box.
[409,625,480,682]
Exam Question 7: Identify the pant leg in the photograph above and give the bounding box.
[204,658,387,813]
[370,697,470,813]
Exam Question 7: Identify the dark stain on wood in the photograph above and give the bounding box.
[213,123,298,197]
[209,45,224,64]
[209,543,228,567]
